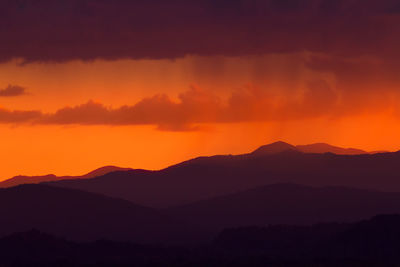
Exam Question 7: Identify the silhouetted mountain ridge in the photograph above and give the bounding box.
[0,166,132,188]
[251,141,369,156]
[46,148,400,208]
[296,143,366,155]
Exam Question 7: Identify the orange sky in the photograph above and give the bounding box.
[0,54,400,180]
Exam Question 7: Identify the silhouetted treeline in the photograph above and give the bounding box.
[2,215,400,266]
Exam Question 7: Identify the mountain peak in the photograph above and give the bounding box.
[251,141,298,156]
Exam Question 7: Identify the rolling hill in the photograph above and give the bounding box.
[167,183,400,232]
[0,184,182,243]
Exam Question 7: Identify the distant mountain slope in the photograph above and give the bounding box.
[250,141,298,155]
[0,166,131,188]
[0,184,180,243]
[215,214,400,263]
[252,141,368,155]
[296,143,366,155]
[46,147,400,208]
[167,184,400,232]
[79,166,132,179]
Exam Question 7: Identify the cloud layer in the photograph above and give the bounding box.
[0,85,27,97]
[0,83,372,130]
[1,0,400,63]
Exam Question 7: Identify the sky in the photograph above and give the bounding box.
[1,0,400,179]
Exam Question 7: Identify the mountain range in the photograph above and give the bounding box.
[41,141,400,208]
[1,140,400,246]
[0,141,373,189]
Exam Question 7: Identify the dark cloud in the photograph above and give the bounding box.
[1,0,400,63]
[0,85,27,97]
[0,108,41,123]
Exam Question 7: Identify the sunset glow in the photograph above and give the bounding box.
[1,1,400,180]
[1,54,400,179]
